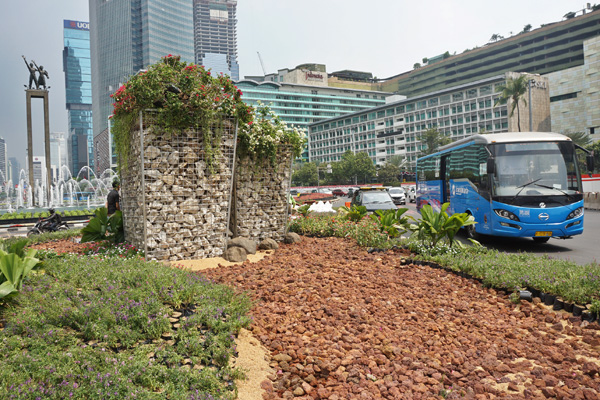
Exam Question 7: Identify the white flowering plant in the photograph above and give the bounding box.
[237,102,306,165]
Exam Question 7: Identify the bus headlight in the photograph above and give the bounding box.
[566,207,583,220]
[494,209,520,221]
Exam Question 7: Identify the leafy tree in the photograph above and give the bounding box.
[565,131,592,147]
[413,63,421,69]
[421,128,451,155]
[489,34,501,42]
[354,152,377,184]
[330,160,351,185]
[443,51,451,59]
[332,151,357,184]
[422,57,428,64]
[378,163,400,184]
[292,162,318,186]
[494,75,529,132]
[521,24,532,33]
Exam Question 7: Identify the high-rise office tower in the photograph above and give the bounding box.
[0,137,7,185]
[63,20,94,174]
[9,157,20,184]
[89,0,195,149]
[50,132,68,181]
[193,0,239,80]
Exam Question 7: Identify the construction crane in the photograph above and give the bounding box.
[257,52,267,75]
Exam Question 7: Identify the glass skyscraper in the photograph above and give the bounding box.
[0,137,7,185]
[63,19,93,175]
[193,0,239,80]
[89,0,195,157]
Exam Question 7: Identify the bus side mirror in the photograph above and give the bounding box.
[487,158,496,175]
[587,153,595,173]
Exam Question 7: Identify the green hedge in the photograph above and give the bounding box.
[0,209,96,221]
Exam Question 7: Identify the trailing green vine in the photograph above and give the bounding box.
[110,55,305,172]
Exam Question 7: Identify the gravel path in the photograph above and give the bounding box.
[201,236,600,400]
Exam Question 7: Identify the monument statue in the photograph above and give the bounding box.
[32,60,49,90]
[22,55,38,89]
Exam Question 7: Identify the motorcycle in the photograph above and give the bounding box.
[27,219,70,237]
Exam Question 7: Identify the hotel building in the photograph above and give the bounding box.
[309,72,550,168]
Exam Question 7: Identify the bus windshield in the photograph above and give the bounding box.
[490,141,581,197]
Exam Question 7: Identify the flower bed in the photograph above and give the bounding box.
[0,253,252,399]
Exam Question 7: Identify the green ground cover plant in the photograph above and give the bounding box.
[420,247,600,305]
[80,241,144,260]
[0,254,252,399]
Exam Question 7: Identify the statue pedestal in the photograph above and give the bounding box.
[25,89,51,207]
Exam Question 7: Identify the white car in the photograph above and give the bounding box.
[387,187,406,205]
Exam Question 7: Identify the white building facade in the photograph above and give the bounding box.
[308,72,551,168]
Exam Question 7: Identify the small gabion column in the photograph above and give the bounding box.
[122,112,237,261]
[233,146,292,242]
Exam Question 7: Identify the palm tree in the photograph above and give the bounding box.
[565,131,592,147]
[494,75,529,132]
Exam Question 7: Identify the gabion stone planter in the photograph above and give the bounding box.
[121,112,237,261]
[231,147,293,242]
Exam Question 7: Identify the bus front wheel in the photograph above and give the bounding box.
[532,237,550,244]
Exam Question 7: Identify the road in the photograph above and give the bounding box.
[0,221,89,239]
[334,196,599,265]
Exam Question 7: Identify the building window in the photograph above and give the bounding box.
[550,92,578,102]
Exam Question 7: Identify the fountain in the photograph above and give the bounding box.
[0,166,118,216]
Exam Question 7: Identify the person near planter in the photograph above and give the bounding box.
[106,181,121,216]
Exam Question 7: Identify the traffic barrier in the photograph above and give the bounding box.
[592,192,600,210]
[585,192,600,210]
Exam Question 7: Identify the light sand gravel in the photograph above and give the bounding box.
[171,250,275,399]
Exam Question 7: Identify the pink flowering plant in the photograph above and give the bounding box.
[111,54,304,171]
[111,54,253,171]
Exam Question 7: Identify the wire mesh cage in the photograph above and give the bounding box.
[121,111,237,261]
[231,147,293,242]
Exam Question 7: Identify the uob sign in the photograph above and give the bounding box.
[64,20,89,31]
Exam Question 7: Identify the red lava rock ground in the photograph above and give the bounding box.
[27,238,89,254]
[201,236,600,400]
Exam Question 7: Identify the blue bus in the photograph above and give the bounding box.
[416,132,594,243]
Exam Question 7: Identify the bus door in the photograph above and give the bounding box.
[441,155,451,205]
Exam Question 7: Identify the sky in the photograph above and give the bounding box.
[0,0,591,172]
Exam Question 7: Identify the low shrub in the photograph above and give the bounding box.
[288,214,393,248]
